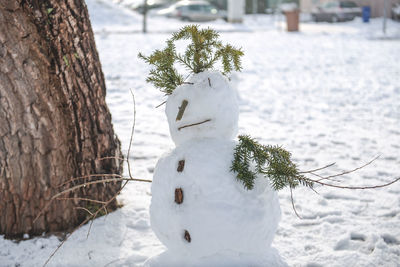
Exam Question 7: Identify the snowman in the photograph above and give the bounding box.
[138,25,286,266]
[144,70,284,266]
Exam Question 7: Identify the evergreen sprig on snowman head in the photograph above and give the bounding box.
[139,25,312,193]
[138,25,243,95]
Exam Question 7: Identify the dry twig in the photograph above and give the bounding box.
[290,155,398,218]
[42,90,150,266]
[178,119,211,130]
[155,101,166,108]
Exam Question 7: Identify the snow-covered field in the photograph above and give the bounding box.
[1,0,400,266]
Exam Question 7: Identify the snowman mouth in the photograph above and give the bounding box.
[178,119,211,131]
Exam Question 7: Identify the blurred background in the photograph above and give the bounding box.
[110,0,400,30]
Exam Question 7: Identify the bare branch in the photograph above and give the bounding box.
[34,176,151,224]
[315,175,342,183]
[318,155,380,180]
[57,173,123,188]
[43,216,92,266]
[74,207,94,216]
[155,101,166,108]
[97,156,126,162]
[300,162,336,174]
[307,172,342,183]
[42,89,144,266]
[309,176,400,190]
[56,197,107,205]
[86,180,130,239]
[127,90,136,180]
[290,187,302,219]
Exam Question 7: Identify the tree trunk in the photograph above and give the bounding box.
[0,0,122,238]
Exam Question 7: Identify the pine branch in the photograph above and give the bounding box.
[139,25,243,94]
[138,41,183,94]
[231,135,309,191]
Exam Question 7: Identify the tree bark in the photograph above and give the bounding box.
[0,0,122,238]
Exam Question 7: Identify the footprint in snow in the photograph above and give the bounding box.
[334,232,374,254]
[381,234,400,245]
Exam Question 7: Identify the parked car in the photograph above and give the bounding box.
[392,3,400,21]
[156,0,226,22]
[120,0,173,14]
[311,1,361,23]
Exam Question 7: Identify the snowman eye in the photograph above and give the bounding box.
[176,99,188,121]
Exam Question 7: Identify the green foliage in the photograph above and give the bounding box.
[139,25,243,94]
[231,135,313,191]
[170,25,243,74]
[138,41,183,95]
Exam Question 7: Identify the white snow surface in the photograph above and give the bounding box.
[148,139,281,265]
[144,247,286,267]
[1,0,400,266]
[166,71,239,146]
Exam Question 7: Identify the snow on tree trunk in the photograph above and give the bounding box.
[0,0,122,238]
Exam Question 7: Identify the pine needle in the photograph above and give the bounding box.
[231,135,311,191]
[139,25,243,94]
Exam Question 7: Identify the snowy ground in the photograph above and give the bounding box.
[1,0,400,266]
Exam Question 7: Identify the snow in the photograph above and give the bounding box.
[152,70,280,265]
[148,139,281,265]
[1,0,400,266]
[165,71,239,146]
[144,247,287,267]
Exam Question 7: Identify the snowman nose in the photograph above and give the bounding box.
[176,99,188,121]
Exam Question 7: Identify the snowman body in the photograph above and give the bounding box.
[147,71,281,265]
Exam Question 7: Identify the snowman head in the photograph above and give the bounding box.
[166,71,239,146]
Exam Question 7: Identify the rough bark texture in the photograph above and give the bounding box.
[0,0,122,238]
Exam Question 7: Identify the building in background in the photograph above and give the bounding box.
[300,0,400,17]
[227,0,245,22]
